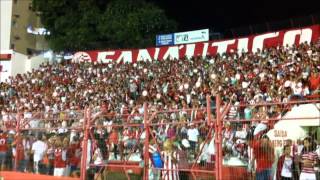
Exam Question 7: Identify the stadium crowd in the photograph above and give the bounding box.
[0,41,320,179]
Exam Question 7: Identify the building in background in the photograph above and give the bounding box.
[10,0,49,55]
[0,0,49,82]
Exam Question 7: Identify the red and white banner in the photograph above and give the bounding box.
[73,25,320,63]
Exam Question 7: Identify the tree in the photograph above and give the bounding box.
[32,0,177,51]
[98,0,177,48]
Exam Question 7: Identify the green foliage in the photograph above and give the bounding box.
[32,0,177,51]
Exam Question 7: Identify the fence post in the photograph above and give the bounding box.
[215,95,223,180]
[14,112,21,171]
[206,95,212,125]
[206,95,214,179]
[80,108,90,180]
[143,103,149,180]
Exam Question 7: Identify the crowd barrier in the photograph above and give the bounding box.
[1,95,319,180]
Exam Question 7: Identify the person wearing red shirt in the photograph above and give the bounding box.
[67,136,81,176]
[12,135,25,172]
[309,70,320,92]
[0,129,8,171]
[53,138,67,177]
[252,134,275,180]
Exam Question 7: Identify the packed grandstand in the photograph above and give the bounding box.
[0,25,320,180]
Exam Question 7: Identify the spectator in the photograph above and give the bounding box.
[177,139,190,180]
[68,136,81,176]
[108,128,119,160]
[31,134,47,174]
[187,123,199,154]
[5,131,14,170]
[0,129,8,171]
[308,70,320,92]
[46,137,55,175]
[276,144,299,180]
[53,137,67,177]
[296,139,304,156]
[222,122,234,158]
[22,134,32,173]
[252,134,275,180]
[299,137,319,180]
[198,138,210,166]
[92,145,104,180]
[161,139,179,180]
[12,134,26,172]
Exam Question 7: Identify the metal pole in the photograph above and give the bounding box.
[14,112,21,171]
[218,97,223,180]
[206,95,212,125]
[206,95,216,179]
[215,95,223,180]
[143,103,149,180]
[214,96,219,180]
[80,108,89,180]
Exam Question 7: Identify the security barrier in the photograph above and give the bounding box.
[1,96,319,180]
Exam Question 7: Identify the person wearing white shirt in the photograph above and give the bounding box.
[297,139,304,156]
[93,147,104,180]
[31,135,47,174]
[187,123,199,154]
[198,138,210,165]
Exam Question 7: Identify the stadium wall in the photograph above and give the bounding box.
[0,0,13,53]
[0,52,48,82]
[73,24,320,63]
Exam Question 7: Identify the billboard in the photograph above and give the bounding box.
[74,24,320,63]
[174,29,209,45]
[156,33,174,46]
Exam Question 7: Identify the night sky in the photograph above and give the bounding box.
[150,0,319,36]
